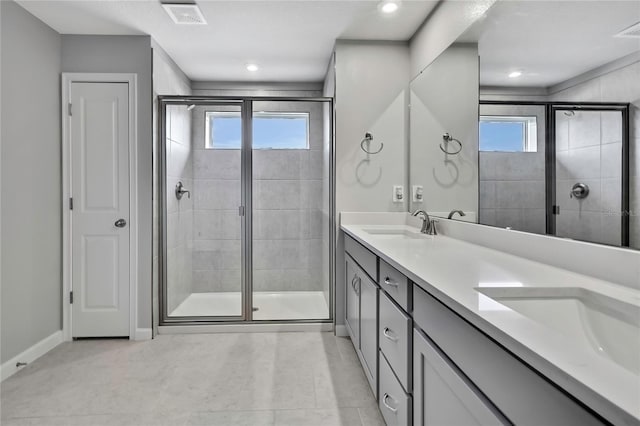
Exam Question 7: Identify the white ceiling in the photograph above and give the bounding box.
[460,0,640,88]
[17,0,438,82]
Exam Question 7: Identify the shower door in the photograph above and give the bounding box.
[162,100,247,320]
[160,97,333,324]
[251,100,331,321]
[552,106,628,246]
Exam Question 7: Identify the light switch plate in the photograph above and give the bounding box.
[393,185,404,203]
[412,185,424,202]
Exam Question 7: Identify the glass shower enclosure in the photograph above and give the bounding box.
[158,97,333,324]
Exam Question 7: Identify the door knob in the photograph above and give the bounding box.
[114,218,127,228]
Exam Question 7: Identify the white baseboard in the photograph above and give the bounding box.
[335,325,349,337]
[158,323,333,335]
[133,328,153,340]
[1,330,63,382]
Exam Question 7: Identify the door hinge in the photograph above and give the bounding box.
[552,205,560,215]
[238,206,245,216]
[69,197,73,210]
[70,291,74,304]
[68,103,72,116]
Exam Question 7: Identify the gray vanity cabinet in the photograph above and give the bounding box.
[413,328,506,426]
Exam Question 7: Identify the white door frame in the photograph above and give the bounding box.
[61,73,139,341]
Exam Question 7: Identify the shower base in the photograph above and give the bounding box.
[169,291,329,320]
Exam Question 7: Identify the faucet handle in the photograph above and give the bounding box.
[430,219,439,235]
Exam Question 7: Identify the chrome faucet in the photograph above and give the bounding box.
[447,210,466,220]
[412,209,437,235]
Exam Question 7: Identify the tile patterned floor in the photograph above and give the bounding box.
[0,332,385,426]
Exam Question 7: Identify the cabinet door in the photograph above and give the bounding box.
[413,329,507,426]
[360,273,378,395]
[345,256,360,346]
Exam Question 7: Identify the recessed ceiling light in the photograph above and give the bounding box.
[246,63,259,72]
[380,1,399,14]
[508,71,522,78]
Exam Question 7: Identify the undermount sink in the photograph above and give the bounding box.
[475,286,640,375]
[362,227,429,239]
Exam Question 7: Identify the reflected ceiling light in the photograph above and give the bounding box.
[246,63,259,72]
[508,71,522,78]
[380,1,399,14]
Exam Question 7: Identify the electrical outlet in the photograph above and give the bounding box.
[393,185,404,203]
[412,185,424,202]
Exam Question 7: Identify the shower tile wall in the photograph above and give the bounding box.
[479,105,546,234]
[555,111,622,245]
[191,102,325,294]
[191,106,241,293]
[253,101,324,293]
[551,59,639,248]
[166,105,193,313]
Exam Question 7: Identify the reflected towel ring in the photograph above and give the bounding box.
[440,133,462,155]
[361,132,383,155]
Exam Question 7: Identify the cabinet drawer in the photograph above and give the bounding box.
[379,352,412,426]
[413,285,603,426]
[379,259,411,311]
[379,291,411,392]
[345,234,377,281]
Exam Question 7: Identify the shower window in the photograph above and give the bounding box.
[206,111,309,149]
[480,115,537,152]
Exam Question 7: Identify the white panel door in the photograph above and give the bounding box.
[71,82,130,337]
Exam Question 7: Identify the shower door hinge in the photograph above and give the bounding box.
[69,291,73,304]
[68,103,72,116]
[238,206,245,216]
[69,197,73,210]
[552,205,560,215]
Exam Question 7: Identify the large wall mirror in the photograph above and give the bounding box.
[409,0,640,249]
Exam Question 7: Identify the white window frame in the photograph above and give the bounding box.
[205,111,310,150]
[479,115,538,152]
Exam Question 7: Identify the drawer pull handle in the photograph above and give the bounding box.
[382,393,398,413]
[383,327,399,342]
[384,277,398,287]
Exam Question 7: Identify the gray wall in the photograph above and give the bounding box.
[409,43,479,216]
[479,104,546,234]
[61,35,153,328]
[334,41,411,326]
[152,42,192,325]
[1,1,62,363]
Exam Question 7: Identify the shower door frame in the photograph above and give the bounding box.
[549,103,630,246]
[479,100,630,247]
[158,96,335,326]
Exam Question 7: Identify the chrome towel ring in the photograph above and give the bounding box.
[440,133,462,155]
[361,132,383,155]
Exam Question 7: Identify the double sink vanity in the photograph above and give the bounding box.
[341,213,640,426]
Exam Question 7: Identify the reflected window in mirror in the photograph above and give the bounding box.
[479,116,537,152]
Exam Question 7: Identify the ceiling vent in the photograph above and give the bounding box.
[162,4,207,25]
[615,21,640,38]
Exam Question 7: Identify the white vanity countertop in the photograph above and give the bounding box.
[341,220,640,425]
